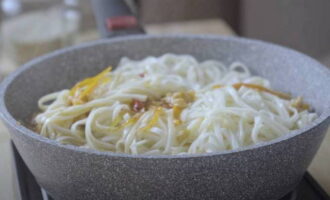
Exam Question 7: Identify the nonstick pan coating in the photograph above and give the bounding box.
[0,35,329,200]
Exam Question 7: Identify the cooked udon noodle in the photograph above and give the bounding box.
[34,54,316,155]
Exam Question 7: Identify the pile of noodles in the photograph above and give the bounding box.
[34,54,316,155]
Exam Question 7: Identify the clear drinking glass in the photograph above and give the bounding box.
[0,0,81,75]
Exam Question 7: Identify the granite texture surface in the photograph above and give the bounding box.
[0,35,329,200]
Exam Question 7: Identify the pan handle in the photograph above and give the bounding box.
[91,0,145,38]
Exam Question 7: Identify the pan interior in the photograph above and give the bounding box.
[3,35,330,133]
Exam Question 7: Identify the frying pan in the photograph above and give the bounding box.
[1,1,330,200]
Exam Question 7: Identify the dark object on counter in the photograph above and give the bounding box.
[91,0,144,37]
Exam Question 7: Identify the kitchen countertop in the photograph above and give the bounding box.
[0,19,329,200]
[0,127,14,200]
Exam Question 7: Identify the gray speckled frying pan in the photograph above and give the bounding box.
[0,34,329,200]
[1,2,330,200]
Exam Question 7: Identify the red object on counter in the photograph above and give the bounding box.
[106,16,138,31]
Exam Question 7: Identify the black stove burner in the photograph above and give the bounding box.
[11,143,330,200]
[281,191,297,200]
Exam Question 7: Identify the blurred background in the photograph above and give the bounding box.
[1,0,330,75]
[0,0,329,199]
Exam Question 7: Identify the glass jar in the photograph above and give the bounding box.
[0,0,81,75]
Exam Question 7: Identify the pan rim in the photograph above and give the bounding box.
[0,34,329,159]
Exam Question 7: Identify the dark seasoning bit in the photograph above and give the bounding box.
[131,99,146,112]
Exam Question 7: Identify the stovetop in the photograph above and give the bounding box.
[11,143,330,200]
